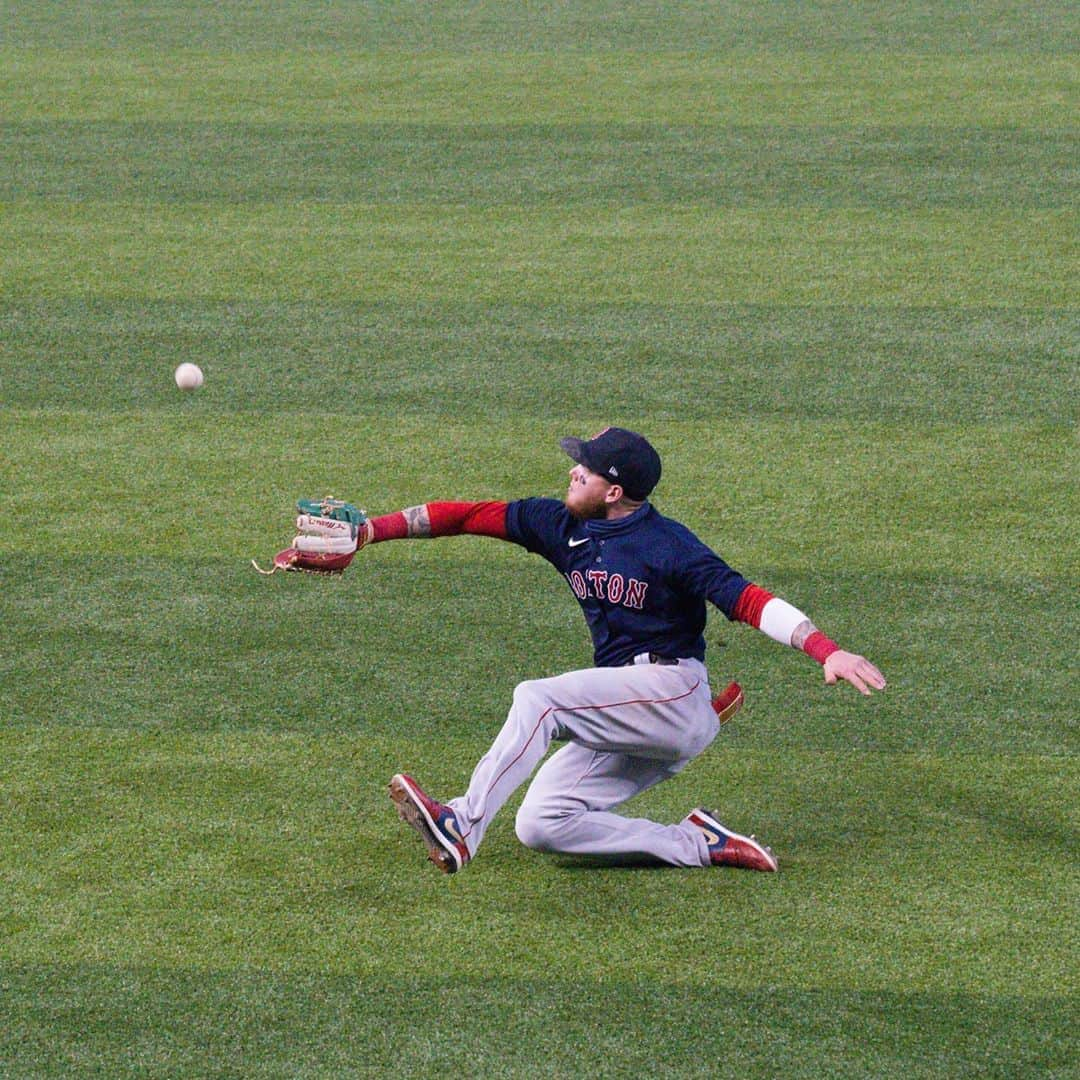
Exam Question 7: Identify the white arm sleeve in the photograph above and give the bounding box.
[758,597,811,647]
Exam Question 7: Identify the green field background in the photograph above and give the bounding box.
[1,2,1077,1076]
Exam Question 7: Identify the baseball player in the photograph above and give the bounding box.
[260,428,886,874]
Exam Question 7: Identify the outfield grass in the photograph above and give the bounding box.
[1,2,1077,1076]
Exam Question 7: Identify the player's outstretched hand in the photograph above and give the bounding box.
[823,650,886,696]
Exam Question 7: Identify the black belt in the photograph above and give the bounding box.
[628,653,680,666]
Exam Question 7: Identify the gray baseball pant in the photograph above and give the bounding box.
[446,658,719,867]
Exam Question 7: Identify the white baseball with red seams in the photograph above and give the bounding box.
[174,362,204,389]
[446,657,720,866]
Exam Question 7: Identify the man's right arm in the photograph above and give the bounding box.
[675,532,885,697]
[732,583,886,696]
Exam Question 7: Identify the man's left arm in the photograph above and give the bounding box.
[254,499,511,575]
[733,584,886,696]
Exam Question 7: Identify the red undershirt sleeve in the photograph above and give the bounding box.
[369,501,510,543]
[731,582,774,628]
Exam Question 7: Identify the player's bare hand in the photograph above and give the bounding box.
[823,650,886,696]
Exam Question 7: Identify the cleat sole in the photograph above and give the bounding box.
[389,775,460,874]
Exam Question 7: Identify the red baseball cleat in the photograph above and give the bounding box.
[687,807,779,872]
[389,773,470,874]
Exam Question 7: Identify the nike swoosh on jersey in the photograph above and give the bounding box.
[568,537,590,547]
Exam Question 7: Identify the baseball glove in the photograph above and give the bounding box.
[252,497,369,575]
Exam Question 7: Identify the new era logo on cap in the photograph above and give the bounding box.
[559,427,662,501]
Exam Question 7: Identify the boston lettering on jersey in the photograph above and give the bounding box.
[564,568,648,609]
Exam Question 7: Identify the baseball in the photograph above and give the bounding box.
[174,363,204,390]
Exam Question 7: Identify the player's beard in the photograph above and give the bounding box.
[564,491,609,520]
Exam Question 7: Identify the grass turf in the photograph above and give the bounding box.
[1,1,1077,1076]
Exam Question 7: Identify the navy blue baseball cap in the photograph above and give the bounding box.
[559,427,662,501]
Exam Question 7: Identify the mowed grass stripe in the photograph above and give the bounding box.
[2,301,1076,421]
[3,50,1076,126]
[2,203,1075,307]
[2,969,1074,1078]
[4,122,1076,208]
[2,413,1074,578]
[1,729,1074,989]
[7,0,1078,54]
[1,557,1074,756]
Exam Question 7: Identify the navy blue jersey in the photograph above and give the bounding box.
[505,498,751,667]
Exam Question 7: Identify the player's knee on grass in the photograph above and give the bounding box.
[515,804,568,852]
